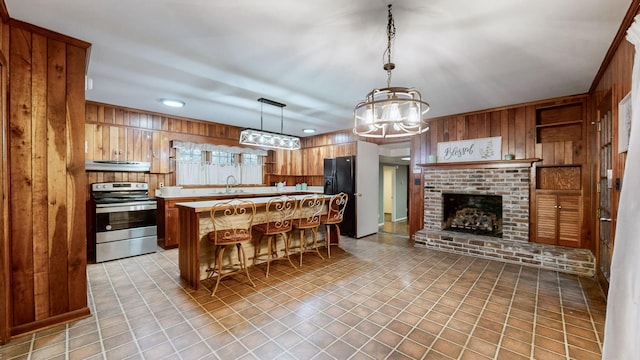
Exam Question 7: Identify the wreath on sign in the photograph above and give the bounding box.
[479,140,494,159]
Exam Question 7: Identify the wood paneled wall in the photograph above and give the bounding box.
[268,132,357,186]
[6,21,90,337]
[0,17,9,346]
[408,94,590,244]
[85,106,362,191]
[85,102,249,191]
[589,1,638,293]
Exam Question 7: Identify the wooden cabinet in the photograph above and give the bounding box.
[151,132,170,173]
[533,167,583,247]
[157,197,182,249]
[157,196,206,249]
[535,192,582,247]
[85,123,171,174]
[532,99,587,248]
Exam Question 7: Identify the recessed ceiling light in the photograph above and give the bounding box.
[161,98,185,108]
[302,128,316,134]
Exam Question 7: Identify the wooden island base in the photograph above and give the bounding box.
[176,195,337,290]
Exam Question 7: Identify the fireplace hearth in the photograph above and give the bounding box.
[442,193,503,237]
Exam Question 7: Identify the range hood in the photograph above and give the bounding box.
[85,160,151,172]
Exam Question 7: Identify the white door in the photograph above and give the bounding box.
[356,141,379,238]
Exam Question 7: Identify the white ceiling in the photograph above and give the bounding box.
[5,0,632,137]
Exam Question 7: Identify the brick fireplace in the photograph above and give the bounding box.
[414,161,595,276]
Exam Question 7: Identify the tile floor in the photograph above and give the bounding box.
[379,214,409,236]
[0,233,606,359]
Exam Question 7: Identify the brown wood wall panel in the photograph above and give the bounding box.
[0,23,10,345]
[65,43,87,313]
[32,33,49,321]
[46,37,69,318]
[10,26,36,327]
[7,23,89,336]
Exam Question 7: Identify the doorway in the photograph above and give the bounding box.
[378,143,410,236]
[380,165,409,235]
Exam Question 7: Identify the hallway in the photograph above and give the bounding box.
[379,213,409,236]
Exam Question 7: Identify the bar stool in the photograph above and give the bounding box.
[207,199,257,296]
[252,196,297,277]
[320,192,348,258]
[292,195,325,266]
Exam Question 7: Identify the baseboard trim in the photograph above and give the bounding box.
[10,307,91,340]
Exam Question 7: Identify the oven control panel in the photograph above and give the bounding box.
[92,182,149,191]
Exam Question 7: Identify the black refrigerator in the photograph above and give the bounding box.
[324,156,356,237]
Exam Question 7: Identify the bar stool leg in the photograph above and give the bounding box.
[298,228,325,267]
[238,243,256,288]
[311,227,324,260]
[325,224,332,258]
[210,244,226,296]
[279,232,297,269]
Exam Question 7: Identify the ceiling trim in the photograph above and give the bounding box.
[590,0,640,93]
[7,19,91,49]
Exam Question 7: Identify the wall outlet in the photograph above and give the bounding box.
[159,182,164,188]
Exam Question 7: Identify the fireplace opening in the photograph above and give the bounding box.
[442,193,503,238]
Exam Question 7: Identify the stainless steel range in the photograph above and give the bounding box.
[89,182,157,263]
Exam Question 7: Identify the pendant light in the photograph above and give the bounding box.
[239,98,301,150]
[353,4,430,138]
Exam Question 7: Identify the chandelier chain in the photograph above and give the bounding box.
[384,4,396,89]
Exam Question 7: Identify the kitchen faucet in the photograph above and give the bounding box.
[226,175,237,193]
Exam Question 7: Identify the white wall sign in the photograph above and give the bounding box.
[436,136,502,163]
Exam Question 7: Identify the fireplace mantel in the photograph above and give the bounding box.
[419,158,540,170]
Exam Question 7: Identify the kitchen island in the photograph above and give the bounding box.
[175,194,332,290]
[156,186,322,249]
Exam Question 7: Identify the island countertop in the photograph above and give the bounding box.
[175,194,328,213]
[155,185,323,199]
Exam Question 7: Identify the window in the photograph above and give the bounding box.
[242,153,260,165]
[172,141,266,185]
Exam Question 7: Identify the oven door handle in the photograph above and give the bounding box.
[96,203,157,214]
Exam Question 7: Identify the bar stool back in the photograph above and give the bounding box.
[207,199,257,296]
[252,196,297,277]
[320,192,348,258]
[292,195,325,266]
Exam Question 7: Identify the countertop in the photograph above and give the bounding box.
[175,193,331,213]
[155,185,323,199]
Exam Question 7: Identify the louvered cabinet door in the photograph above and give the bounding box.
[535,192,582,247]
[557,195,582,247]
[536,194,559,244]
